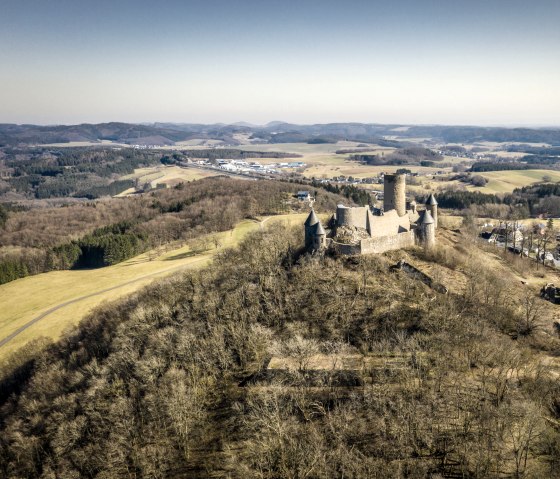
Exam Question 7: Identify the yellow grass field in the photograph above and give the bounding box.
[119,165,217,195]
[467,169,560,194]
[0,214,307,360]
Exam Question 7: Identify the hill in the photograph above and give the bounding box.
[2,122,560,147]
[1,225,560,477]
[0,177,349,285]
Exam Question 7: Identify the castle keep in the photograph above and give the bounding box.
[304,174,437,255]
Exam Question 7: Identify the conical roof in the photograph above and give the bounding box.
[314,221,326,235]
[426,194,438,206]
[421,209,434,225]
[304,209,319,226]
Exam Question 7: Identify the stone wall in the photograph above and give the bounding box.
[336,206,368,230]
[359,230,416,254]
[368,209,411,238]
[330,230,416,255]
[330,240,361,256]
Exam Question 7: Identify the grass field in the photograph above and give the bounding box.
[0,214,307,359]
[233,142,453,180]
[119,165,218,195]
[466,169,560,194]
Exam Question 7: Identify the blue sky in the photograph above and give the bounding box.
[1,0,559,125]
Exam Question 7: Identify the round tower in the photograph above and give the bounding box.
[426,194,438,228]
[312,221,327,250]
[419,210,436,248]
[304,209,319,248]
[384,174,406,217]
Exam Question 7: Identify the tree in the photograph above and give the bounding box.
[0,203,7,228]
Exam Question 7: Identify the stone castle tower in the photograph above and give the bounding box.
[304,209,326,251]
[383,174,406,217]
[303,173,438,255]
[425,194,438,228]
[419,209,436,248]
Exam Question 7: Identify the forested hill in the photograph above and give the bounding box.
[1,226,559,477]
[0,177,350,285]
[2,122,560,146]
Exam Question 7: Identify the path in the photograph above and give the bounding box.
[0,216,277,350]
[0,257,209,349]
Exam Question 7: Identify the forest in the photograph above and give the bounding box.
[1,148,162,199]
[2,122,560,148]
[0,178,348,285]
[1,224,559,478]
[350,148,443,166]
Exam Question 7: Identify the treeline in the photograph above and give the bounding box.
[0,178,350,284]
[432,182,560,217]
[0,203,7,228]
[1,227,559,477]
[470,162,531,172]
[506,145,560,155]
[429,190,503,209]
[304,179,373,206]
[350,147,442,166]
[181,149,300,161]
[0,222,146,284]
[405,125,560,144]
[74,179,135,199]
[3,148,162,199]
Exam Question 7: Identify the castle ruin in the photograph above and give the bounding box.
[304,173,437,255]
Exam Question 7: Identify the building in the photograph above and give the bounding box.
[304,173,437,254]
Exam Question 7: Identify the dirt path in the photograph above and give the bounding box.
[0,216,278,350]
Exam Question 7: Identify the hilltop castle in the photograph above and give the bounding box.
[304,174,438,255]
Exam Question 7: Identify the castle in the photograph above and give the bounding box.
[304,173,438,255]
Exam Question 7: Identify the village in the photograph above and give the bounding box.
[481,219,560,267]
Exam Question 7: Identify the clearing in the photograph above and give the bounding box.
[117,165,218,195]
[467,169,560,194]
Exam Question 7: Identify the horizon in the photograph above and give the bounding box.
[4,120,560,130]
[1,0,559,125]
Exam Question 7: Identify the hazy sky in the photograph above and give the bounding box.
[1,0,559,126]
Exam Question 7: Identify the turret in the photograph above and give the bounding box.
[312,221,327,251]
[419,210,436,248]
[304,209,319,248]
[425,194,438,228]
[384,174,406,217]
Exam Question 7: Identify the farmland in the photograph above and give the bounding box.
[466,169,560,194]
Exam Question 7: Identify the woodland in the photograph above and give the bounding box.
[1,223,560,478]
[0,178,346,284]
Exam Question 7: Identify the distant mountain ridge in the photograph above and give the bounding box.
[1,121,560,147]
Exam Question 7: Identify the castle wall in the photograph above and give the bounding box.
[368,209,411,238]
[330,240,361,256]
[384,174,406,217]
[359,230,415,254]
[336,206,369,230]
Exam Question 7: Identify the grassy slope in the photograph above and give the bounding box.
[117,165,218,195]
[467,169,560,194]
[0,214,308,358]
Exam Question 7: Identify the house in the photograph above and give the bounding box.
[297,191,311,201]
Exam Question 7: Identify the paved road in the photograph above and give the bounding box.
[0,257,209,349]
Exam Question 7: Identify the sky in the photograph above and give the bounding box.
[0,0,559,126]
